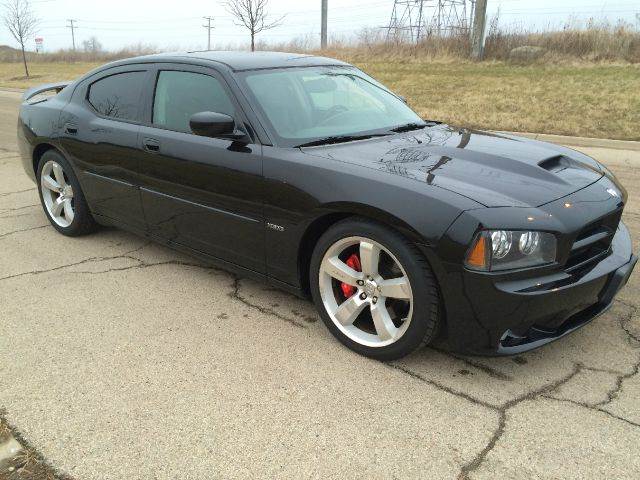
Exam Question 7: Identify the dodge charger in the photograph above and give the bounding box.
[17,51,636,360]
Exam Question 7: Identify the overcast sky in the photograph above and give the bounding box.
[1,0,638,52]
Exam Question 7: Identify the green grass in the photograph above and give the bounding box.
[1,59,638,140]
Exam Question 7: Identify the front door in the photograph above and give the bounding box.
[137,65,265,273]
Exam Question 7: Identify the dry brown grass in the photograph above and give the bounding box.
[342,58,640,141]
[0,62,101,89]
[0,414,66,480]
[0,25,638,141]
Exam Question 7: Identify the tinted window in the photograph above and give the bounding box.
[153,71,235,134]
[88,71,146,122]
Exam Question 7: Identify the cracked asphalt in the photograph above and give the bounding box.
[1,88,639,479]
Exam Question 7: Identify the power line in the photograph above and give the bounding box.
[203,16,214,50]
[66,19,77,51]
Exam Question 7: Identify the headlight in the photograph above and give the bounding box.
[465,230,557,271]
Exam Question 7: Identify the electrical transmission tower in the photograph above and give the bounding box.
[435,0,470,36]
[384,0,474,42]
[384,1,428,43]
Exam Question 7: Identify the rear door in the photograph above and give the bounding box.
[137,63,265,273]
[59,66,149,230]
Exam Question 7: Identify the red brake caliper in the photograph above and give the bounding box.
[340,254,362,298]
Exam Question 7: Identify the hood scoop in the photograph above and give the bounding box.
[536,155,603,194]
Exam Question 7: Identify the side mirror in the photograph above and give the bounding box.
[398,95,408,104]
[189,111,249,142]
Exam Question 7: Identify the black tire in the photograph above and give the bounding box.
[37,150,98,236]
[310,217,440,361]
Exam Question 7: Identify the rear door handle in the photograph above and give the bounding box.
[64,123,78,135]
[143,138,160,153]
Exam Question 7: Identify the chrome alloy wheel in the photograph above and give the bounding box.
[318,236,414,348]
[40,160,75,228]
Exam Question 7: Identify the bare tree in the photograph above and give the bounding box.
[224,0,284,52]
[2,0,38,77]
[82,36,103,55]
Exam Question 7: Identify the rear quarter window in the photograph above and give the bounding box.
[87,71,146,122]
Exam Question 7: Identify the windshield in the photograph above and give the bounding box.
[239,66,424,147]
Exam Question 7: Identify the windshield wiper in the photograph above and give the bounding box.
[389,122,428,133]
[295,133,390,148]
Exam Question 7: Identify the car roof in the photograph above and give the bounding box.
[115,51,352,72]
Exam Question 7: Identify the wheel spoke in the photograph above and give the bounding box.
[334,295,367,326]
[42,175,60,192]
[359,241,381,277]
[378,276,411,300]
[371,302,398,341]
[52,197,64,217]
[63,199,74,222]
[323,256,362,286]
[52,163,66,186]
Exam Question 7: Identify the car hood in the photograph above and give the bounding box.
[301,124,604,208]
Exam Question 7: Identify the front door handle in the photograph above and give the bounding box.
[143,138,160,153]
[64,123,78,135]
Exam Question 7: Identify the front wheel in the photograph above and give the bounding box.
[310,218,441,361]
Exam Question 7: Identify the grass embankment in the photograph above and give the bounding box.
[0,61,100,89]
[0,59,638,141]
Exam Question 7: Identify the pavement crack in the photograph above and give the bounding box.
[456,362,584,479]
[614,298,640,344]
[387,363,497,410]
[0,224,48,240]
[0,203,40,215]
[0,242,151,281]
[230,276,307,329]
[429,347,513,381]
[541,395,640,428]
[72,257,216,275]
[0,187,35,197]
[389,361,584,480]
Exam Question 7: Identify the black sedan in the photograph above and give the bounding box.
[17,51,636,360]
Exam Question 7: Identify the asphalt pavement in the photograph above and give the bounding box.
[1,89,639,479]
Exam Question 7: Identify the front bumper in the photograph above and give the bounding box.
[497,247,636,355]
[441,221,636,355]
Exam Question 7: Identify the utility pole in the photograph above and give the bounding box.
[203,16,214,50]
[67,19,77,51]
[470,0,487,60]
[320,0,328,49]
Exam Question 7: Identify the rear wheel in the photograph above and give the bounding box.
[37,150,98,236]
[310,218,440,360]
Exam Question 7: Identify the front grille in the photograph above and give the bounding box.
[565,208,622,272]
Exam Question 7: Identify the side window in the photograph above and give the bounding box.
[88,71,146,122]
[153,71,235,134]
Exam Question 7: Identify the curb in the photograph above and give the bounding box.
[500,131,640,152]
